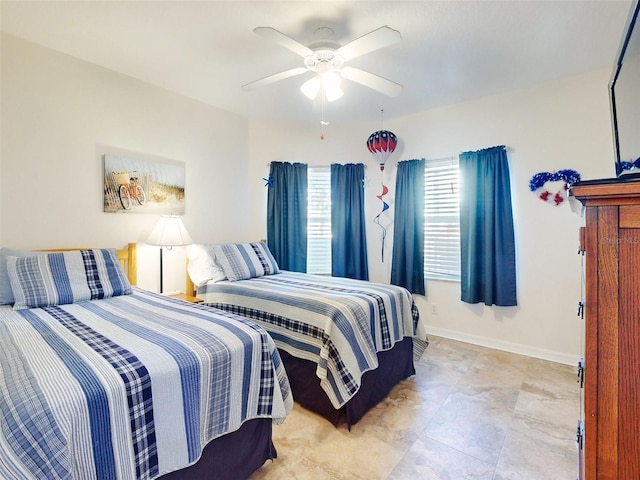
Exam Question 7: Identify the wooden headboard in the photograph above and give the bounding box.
[186,268,195,297]
[119,243,137,286]
[40,243,138,286]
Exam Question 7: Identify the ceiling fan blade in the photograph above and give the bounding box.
[340,67,403,97]
[241,67,308,91]
[253,27,314,58]
[336,26,401,61]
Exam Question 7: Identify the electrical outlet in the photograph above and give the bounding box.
[431,304,438,315]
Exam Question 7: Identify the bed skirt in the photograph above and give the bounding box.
[278,337,415,428]
[158,418,275,480]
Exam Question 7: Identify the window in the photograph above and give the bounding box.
[307,162,460,280]
[424,157,461,281]
[307,166,331,274]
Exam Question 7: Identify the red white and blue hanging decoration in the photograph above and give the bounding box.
[367,111,398,262]
[621,157,640,173]
[366,130,398,172]
[529,169,581,206]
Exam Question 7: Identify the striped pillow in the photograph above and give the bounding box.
[213,242,280,281]
[7,249,132,310]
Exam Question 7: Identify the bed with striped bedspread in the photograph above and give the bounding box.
[0,287,292,480]
[197,271,428,410]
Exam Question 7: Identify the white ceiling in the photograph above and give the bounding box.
[0,0,634,122]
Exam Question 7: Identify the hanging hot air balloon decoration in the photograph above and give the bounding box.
[366,130,398,172]
[366,126,397,263]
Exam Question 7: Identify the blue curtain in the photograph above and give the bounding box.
[331,163,369,280]
[391,159,425,295]
[459,145,517,306]
[266,161,307,272]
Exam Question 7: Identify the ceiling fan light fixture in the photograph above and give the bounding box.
[300,72,343,102]
[300,77,321,100]
[322,71,343,102]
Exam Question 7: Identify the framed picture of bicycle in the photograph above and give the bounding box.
[103,154,185,214]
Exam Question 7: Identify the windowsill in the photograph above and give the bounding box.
[425,277,461,283]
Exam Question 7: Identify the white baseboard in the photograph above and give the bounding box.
[425,326,580,366]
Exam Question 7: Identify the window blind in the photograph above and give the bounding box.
[307,166,331,274]
[424,157,461,281]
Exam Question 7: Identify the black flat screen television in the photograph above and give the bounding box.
[611,0,640,178]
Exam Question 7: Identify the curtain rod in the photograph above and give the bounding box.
[265,146,512,168]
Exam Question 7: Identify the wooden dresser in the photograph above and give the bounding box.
[571,180,640,480]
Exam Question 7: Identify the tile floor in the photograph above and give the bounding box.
[251,335,580,480]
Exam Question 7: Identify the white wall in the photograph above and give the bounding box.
[248,69,616,364]
[1,34,250,293]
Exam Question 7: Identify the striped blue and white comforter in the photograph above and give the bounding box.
[197,272,428,409]
[0,288,292,480]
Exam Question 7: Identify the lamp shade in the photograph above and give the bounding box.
[300,76,321,100]
[146,215,193,247]
[322,72,343,102]
[300,72,343,102]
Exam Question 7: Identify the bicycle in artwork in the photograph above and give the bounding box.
[113,170,146,210]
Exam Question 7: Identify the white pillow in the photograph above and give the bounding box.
[187,244,226,287]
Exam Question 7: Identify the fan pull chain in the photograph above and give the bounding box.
[320,92,328,140]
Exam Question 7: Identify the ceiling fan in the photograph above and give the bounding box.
[242,25,404,102]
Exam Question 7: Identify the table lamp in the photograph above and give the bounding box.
[146,215,193,293]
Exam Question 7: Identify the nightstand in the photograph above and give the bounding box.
[167,292,203,304]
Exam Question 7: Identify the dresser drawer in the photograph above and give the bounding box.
[620,204,640,228]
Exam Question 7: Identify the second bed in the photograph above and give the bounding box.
[187,242,429,427]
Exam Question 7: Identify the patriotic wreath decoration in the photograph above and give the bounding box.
[529,169,581,206]
[621,157,640,172]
